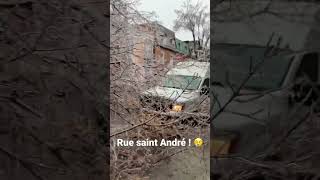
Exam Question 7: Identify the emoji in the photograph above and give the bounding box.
[194,138,203,147]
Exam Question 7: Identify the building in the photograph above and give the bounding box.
[153,23,177,69]
[175,38,190,61]
[184,40,202,57]
[132,22,179,80]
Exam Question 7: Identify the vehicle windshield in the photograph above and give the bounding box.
[163,75,202,90]
[213,45,293,90]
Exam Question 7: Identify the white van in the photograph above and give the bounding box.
[211,43,320,178]
[140,60,210,116]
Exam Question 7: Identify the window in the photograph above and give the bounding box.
[201,78,210,95]
[160,52,165,64]
[202,78,209,88]
[213,46,293,90]
[171,39,175,45]
[296,52,318,82]
[163,75,202,90]
[144,39,154,78]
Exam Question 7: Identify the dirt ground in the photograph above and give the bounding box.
[111,115,210,180]
[146,140,210,180]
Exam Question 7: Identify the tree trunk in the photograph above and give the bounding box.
[192,31,197,58]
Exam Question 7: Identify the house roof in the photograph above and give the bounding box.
[157,44,177,53]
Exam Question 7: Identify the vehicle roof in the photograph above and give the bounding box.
[166,60,210,78]
[213,43,293,53]
[213,43,320,58]
[213,43,297,59]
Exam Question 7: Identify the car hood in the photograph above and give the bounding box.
[142,86,199,103]
[212,86,290,132]
[211,85,310,156]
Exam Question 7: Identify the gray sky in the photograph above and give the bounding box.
[137,0,209,41]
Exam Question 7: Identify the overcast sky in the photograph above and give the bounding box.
[137,0,210,41]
